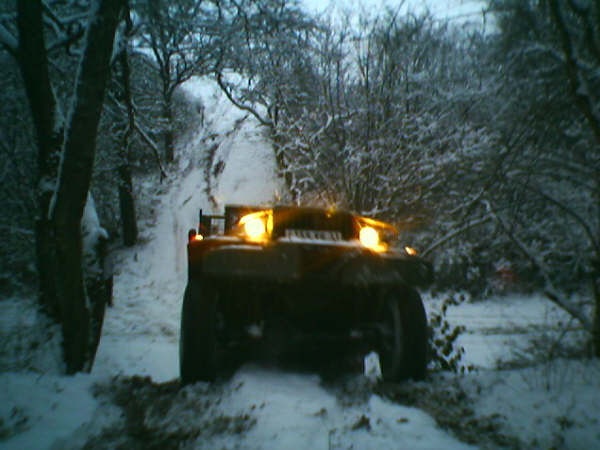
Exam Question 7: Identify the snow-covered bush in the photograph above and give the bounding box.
[268,10,515,295]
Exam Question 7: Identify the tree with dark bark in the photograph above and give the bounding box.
[110,6,139,246]
[0,0,125,373]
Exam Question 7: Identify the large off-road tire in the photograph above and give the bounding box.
[377,287,428,382]
[179,279,218,384]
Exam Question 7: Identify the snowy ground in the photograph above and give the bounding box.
[1,77,599,450]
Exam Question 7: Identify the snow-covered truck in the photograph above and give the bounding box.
[180,205,433,384]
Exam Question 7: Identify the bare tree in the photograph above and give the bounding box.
[0,0,125,373]
[488,0,600,355]
[107,6,139,246]
[133,0,220,162]
[211,0,318,128]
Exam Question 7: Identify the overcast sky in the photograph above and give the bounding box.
[301,0,488,26]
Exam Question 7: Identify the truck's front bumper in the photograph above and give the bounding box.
[190,240,433,287]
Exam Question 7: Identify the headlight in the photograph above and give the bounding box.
[242,215,266,239]
[238,210,273,242]
[357,216,397,252]
[359,226,381,249]
[404,246,418,256]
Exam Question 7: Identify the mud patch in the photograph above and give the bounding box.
[375,374,522,450]
[81,376,256,450]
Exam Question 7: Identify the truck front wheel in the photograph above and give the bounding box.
[180,279,218,384]
[377,288,428,382]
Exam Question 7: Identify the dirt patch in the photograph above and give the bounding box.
[79,368,525,450]
[318,367,523,449]
[82,376,256,450]
[375,374,523,450]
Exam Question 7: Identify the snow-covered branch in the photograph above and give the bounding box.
[422,215,493,258]
[133,118,168,180]
[215,73,273,128]
[486,201,592,331]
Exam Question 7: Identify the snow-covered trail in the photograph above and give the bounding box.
[88,78,474,449]
[93,79,282,382]
[183,366,474,450]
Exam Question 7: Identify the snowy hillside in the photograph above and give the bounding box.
[1,77,599,450]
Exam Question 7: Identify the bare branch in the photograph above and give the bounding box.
[422,215,493,258]
[133,118,168,180]
[486,201,593,331]
[0,22,18,56]
[0,224,34,236]
[520,181,600,256]
[215,72,273,127]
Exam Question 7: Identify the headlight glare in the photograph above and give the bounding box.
[359,226,381,250]
[243,216,266,239]
[238,210,273,242]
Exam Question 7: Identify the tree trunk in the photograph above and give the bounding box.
[34,221,58,316]
[117,29,138,247]
[593,273,600,357]
[118,163,138,246]
[16,0,62,319]
[53,219,90,372]
[164,100,175,162]
[17,0,124,373]
[51,0,123,373]
[82,196,112,367]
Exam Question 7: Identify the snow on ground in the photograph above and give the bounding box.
[0,373,97,450]
[94,77,283,383]
[428,294,580,369]
[211,118,283,207]
[195,366,474,450]
[423,293,600,449]
[464,359,600,449]
[1,76,600,449]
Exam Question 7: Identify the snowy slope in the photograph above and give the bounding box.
[1,76,600,450]
[93,78,284,383]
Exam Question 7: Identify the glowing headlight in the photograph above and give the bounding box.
[238,210,273,242]
[243,216,266,239]
[359,226,381,250]
[404,246,418,256]
[356,216,397,252]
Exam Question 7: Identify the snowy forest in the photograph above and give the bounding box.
[1,0,600,448]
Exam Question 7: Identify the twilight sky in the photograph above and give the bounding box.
[301,0,488,26]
